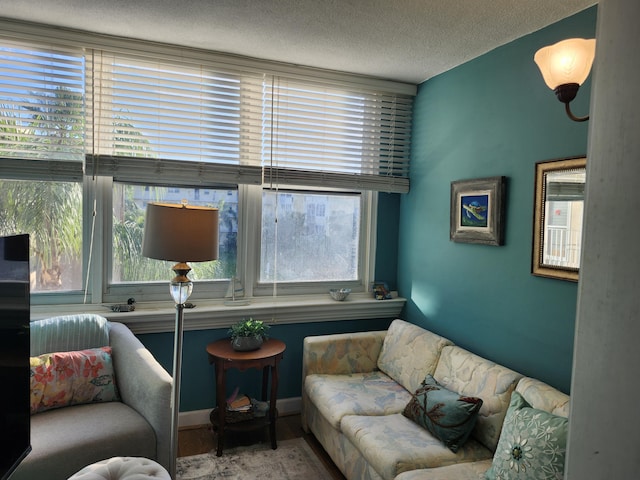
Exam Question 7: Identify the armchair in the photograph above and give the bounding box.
[11,314,172,480]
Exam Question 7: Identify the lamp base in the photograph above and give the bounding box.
[169,302,185,480]
[170,263,193,305]
[171,262,191,284]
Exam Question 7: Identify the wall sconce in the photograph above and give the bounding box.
[534,38,596,122]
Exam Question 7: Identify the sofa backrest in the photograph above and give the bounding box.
[377,319,454,393]
[515,377,570,418]
[30,314,110,356]
[433,345,523,452]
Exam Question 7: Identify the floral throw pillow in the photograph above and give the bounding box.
[402,374,483,452]
[30,346,120,414]
[485,391,568,480]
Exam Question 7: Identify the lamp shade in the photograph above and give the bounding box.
[142,202,219,263]
[534,38,596,89]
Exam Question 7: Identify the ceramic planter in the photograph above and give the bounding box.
[231,335,264,351]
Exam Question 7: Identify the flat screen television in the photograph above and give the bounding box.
[0,234,31,480]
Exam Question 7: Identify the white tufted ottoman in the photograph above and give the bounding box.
[67,457,171,480]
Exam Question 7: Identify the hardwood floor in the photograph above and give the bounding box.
[178,413,346,480]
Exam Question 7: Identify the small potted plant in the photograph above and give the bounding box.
[228,318,270,351]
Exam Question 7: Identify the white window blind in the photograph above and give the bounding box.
[0,22,414,192]
[85,52,412,192]
[0,42,85,181]
[259,77,412,193]
[85,50,263,186]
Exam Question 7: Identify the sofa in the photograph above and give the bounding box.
[302,319,570,480]
[11,314,173,480]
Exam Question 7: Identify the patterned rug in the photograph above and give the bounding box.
[177,438,332,480]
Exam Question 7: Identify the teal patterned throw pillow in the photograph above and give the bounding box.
[402,375,483,452]
[485,391,568,480]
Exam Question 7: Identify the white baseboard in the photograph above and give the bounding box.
[179,396,302,428]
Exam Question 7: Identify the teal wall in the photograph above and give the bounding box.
[139,317,393,412]
[398,7,597,394]
[375,192,401,291]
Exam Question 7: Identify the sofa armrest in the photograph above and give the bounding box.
[109,322,173,471]
[302,330,387,378]
[301,330,387,432]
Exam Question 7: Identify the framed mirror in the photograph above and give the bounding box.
[532,156,586,282]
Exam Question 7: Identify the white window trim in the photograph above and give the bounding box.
[32,178,379,306]
[247,184,376,297]
[30,292,406,334]
[100,178,231,304]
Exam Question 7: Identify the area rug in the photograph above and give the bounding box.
[177,438,332,480]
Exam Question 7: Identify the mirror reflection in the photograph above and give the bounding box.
[532,157,586,282]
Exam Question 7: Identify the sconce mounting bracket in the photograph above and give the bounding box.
[553,83,589,122]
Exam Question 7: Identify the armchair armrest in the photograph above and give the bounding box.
[302,330,387,378]
[109,322,172,471]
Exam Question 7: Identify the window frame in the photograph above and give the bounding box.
[99,177,236,304]
[87,177,378,303]
[3,176,88,306]
[247,184,375,298]
[10,172,376,306]
[18,172,378,308]
[1,22,410,313]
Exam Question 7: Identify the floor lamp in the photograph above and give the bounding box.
[142,201,219,479]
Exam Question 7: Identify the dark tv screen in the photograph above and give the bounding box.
[0,234,31,480]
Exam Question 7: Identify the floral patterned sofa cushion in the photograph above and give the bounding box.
[433,346,523,452]
[30,346,120,414]
[514,376,570,417]
[377,319,454,393]
[393,460,493,480]
[305,371,412,429]
[341,413,493,480]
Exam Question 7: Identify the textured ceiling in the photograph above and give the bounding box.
[0,0,596,84]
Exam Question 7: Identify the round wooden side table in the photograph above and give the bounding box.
[206,337,286,456]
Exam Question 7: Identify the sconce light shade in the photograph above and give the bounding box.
[142,202,219,263]
[534,38,596,90]
[534,38,596,122]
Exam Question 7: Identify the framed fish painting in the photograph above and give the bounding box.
[450,176,506,246]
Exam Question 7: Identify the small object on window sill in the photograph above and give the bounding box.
[184,302,196,309]
[109,304,135,312]
[371,281,393,300]
[329,288,351,301]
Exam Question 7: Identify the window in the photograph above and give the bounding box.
[261,77,412,192]
[260,189,361,284]
[0,179,82,292]
[0,24,413,307]
[0,41,85,296]
[110,183,238,284]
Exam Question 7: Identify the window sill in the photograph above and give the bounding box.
[31,293,406,334]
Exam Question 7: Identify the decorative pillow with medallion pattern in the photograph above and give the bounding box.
[30,346,120,414]
[485,391,568,479]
